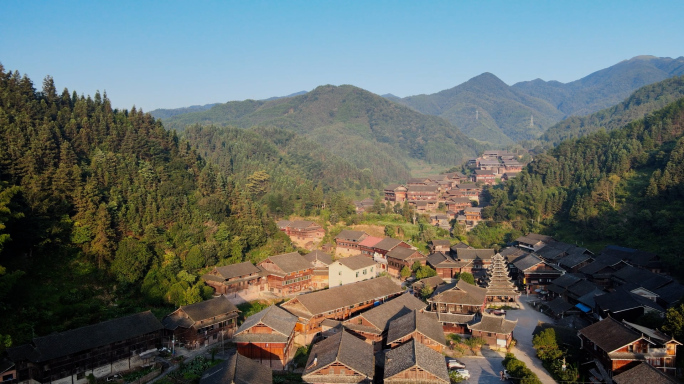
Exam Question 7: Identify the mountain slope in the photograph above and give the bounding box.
[162,85,483,182]
[394,73,564,145]
[513,55,684,116]
[541,76,684,145]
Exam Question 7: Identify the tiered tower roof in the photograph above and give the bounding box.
[483,254,518,298]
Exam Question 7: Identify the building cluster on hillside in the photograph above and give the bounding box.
[466,150,524,182]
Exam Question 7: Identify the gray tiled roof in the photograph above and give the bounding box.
[336,230,368,241]
[303,250,333,266]
[557,252,593,269]
[428,279,486,306]
[386,247,423,261]
[281,277,403,319]
[349,293,427,332]
[373,238,403,252]
[302,330,374,378]
[613,362,677,384]
[468,313,517,334]
[511,254,546,271]
[167,295,239,327]
[337,255,377,270]
[200,350,272,384]
[17,311,163,363]
[456,248,495,260]
[595,289,664,314]
[545,297,574,315]
[578,317,643,353]
[387,310,446,346]
[211,262,260,280]
[384,339,449,383]
[234,305,297,342]
[431,240,451,247]
[288,220,320,229]
[265,252,312,274]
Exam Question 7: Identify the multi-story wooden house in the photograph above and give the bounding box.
[406,185,439,201]
[301,330,375,384]
[201,261,262,295]
[258,252,313,295]
[8,312,163,384]
[303,250,333,290]
[386,310,446,352]
[358,236,383,258]
[502,159,523,173]
[342,293,426,350]
[578,317,680,376]
[233,305,298,370]
[383,339,449,384]
[452,184,481,200]
[612,362,678,384]
[384,184,407,203]
[427,280,486,334]
[445,197,472,213]
[467,314,517,349]
[335,230,368,256]
[429,240,451,253]
[515,233,554,252]
[277,220,325,248]
[200,350,272,384]
[454,248,495,270]
[510,254,564,294]
[472,169,496,184]
[427,252,472,279]
[386,247,425,278]
[163,295,240,348]
[280,277,403,344]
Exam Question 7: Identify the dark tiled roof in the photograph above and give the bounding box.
[595,289,664,314]
[384,339,449,383]
[576,288,606,308]
[468,314,517,334]
[435,312,476,324]
[387,310,445,346]
[211,262,260,280]
[455,248,495,260]
[427,252,456,267]
[18,311,163,363]
[302,330,374,378]
[337,255,377,270]
[613,362,677,384]
[386,247,423,261]
[303,250,333,266]
[511,254,545,271]
[654,282,684,307]
[567,280,600,297]
[265,252,312,274]
[407,185,439,192]
[613,266,672,290]
[164,296,239,330]
[498,247,529,260]
[373,238,403,252]
[545,297,574,315]
[557,252,593,269]
[550,274,582,289]
[281,277,403,319]
[412,276,445,292]
[429,279,486,306]
[200,350,272,384]
[578,317,642,352]
[351,293,427,332]
[276,220,291,229]
[335,230,367,241]
[234,305,297,342]
[431,240,451,247]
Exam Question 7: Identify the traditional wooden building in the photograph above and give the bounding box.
[412,276,446,297]
[463,207,483,226]
[452,184,481,200]
[385,247,426,278]
[511,254,564,294]
[515,233,555,252]
[277,220,325,248]
[335,230,368,256]
[163,295,240,348]
[472,169,496,185]
[342,293,427,350]
[200,350,272,384]
[594,289,665,322]
[358,236,383,258]
[1,359,16,384]
[302,330,374,384]
[384,184,407,203]
[386,310,446,352]
[369,237,407,271]
[406,185,439,201]
[429,240,451,253]
[8,312,163,384]
[483,254,518,304]
[383,339,449,384]
[578,317,680,375]
[427,252,472,279]
[445,198,472,213]
[258,252,313,294]
[233,305,298,370]
[427,279,487,315]
[455,248,495,270]
[612,362,679,384]
[202,261,262,295]
[280,277,403,344]
[502,159,523,173]
[468,314,517,349]
[353,198,375,214]
[304,250,333,289]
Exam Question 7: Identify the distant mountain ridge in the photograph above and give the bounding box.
[389,55,684,145]
[160,84,483,182]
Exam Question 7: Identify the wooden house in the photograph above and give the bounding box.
[601,245,665,274]
[452,183,481,200]
[385,247,426,278]
[454,248,495,270]
[412,276,446,297]
[429,240,451,254]
[163,295,240,348]
[342,293,426,350]
[1,359,16,384]
[445,197,472,213]
[301,330,374,384]
[472,169,496,185]
[304,250,333,289]
[353,198,375,213]
[386,310,446,352]
[502,159,523,173]
[202,261,263,295]
[7,312,163,384]
[468,313,517,349]
[200,350,272,384]
[406,185,439,201]
[427,280,486,334]
[501,173,518,182]
[233,305,298,370]
[280,277,403,344]
[383,339,449,384]
[335,230,368,256]
[277,220,325,248]
[515,233,554,252]
[578,255,630,288]
[369,237,409,271]
[594,289,665,322]
[258,252,313,294]
[510,254,564,294]
[384,184,407,203]
[358,236,383,258]
[613,362,679,384]
[427,252,472,279]
[578,317,680,375]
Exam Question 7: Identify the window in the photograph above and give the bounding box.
[339,271,342,275]
[363,269,367,275]
[356,272,359,277]
[371,267,373,272]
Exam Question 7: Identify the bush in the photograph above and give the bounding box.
[503,353,542,384]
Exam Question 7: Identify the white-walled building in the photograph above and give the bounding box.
[329,255,379,287]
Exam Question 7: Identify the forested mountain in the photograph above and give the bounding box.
[0,66,317,345]
[540,76,684,146]
[512,55,684,117]
[485,96,684,273]
[160,84,483,182]
[392,72,563,145]
[148,103,218,119]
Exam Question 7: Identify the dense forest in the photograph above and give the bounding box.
[0,66,321,347]
[158,84,483,182]
[484,96,684,273]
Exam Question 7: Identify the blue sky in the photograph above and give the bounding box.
[2,1,683,111]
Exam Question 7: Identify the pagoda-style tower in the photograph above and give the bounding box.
[483,253,518,305]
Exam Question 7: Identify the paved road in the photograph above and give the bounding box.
[505,296,558,384]
[456,353,506,384]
